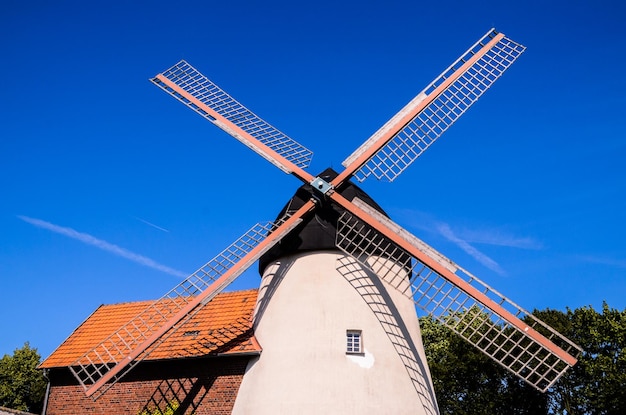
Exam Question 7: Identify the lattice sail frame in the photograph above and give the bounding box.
[151,60,313,171]
[70,216,303,398]
[335,199,582,392]
[343,29,526,182]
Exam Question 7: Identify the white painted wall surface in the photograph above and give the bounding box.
[232,251,439,415]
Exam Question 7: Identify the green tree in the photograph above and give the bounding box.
[0,342,47,413]
[535,304,626,415]
[420,315,546,415]
[421,303,626,415]
[138,398,197,415]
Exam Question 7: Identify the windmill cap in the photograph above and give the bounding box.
[258,167,392,275]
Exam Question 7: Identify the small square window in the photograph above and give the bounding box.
[346,330,362,354]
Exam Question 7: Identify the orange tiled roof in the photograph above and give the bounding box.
[40,289,260,369]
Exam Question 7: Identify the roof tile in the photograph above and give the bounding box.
[40,289,260,368]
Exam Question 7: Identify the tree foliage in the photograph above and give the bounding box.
[0,342,46,413]
[536,304,626,415]
[420,315,547,415]
[420,303,626,415]
[138,398,184,415]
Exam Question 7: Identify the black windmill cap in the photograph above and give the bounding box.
[258,167,393,274]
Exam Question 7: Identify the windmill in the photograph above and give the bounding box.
[69,28,582,412]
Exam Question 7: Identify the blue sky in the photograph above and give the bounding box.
[1,0,625,359]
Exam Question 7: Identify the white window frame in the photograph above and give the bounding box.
[346,330,362,354]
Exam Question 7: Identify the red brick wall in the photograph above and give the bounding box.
[44,356,250,415]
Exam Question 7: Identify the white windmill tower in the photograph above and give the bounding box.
[67,29,582,414]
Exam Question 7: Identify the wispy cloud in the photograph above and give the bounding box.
[18,215,187,278]
[393,208,542,251]
[133,216,170,233]
[391,208,542,276]
[578,255,626,269]
[451,228,543,250]
[436,222,507,276]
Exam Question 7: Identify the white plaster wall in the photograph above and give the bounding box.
[232,251,439,415]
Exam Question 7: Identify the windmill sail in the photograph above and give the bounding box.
[152,61,313,174]
[340,29,525,183]
[70,206,311,398]
[334,198,581,392]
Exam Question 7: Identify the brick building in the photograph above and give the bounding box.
[39,290,260,415]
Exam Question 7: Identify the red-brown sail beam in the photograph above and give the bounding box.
[77,200,315,397]
[333,33,505,186]
[152,72,315,185]
[330,191,578,368]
